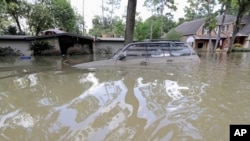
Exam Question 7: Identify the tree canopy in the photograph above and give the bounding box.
[89,15,125,37]
[1,0,79,35]
[227,0,250,53]
[135,15,176,41]
[1,0,250,50]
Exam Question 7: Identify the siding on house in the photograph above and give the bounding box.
[0,36,32,56]
[245,36,250,48]
[0,41,31,56]
[94,38,124,54]
[43,38,60,50]
[26,33,94,54]
[1,35,126,55]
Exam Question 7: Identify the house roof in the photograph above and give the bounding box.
[0,35,32,40]
[217,15,235,25]
[26,33,94,41]
[238,15,250,36]
[176,18,205,36]
[176,15,250,37]
[238,23,250,36]
[241,15,250,24]
[0,33,94,42]
[95,37,124,42]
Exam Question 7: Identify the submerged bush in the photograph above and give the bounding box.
[233,43,243,48]
[67,46,91,55]
[41,49,61,56]
[0,46,22,56]
[231,43,250,52]
[29,40,54,55]
[96,46,113,54]
[232,47,250,52]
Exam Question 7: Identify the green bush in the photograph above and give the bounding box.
[233,43,243,48]
[96,46,113,54]
[164,29,183,41]
[67,46,91,55]
[29,40,54,55]
[0,46,22,56]
[232,47,250,52]
[41,49,61,56]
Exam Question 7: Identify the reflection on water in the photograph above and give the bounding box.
[1,53,250,140]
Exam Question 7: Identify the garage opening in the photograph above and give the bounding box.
[198,42,203,48]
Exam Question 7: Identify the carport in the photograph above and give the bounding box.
[27,33,94,55]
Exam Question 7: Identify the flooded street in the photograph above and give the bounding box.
[1,52,250,141]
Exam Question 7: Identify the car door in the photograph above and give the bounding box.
[115,43,148,66]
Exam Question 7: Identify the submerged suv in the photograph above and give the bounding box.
[74,41,200,69]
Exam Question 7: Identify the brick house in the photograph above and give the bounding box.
[175,15,250,50]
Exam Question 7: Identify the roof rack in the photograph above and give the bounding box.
[143,39,180,42]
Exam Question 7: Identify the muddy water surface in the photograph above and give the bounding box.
[0,53,250,141]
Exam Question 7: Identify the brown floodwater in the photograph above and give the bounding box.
[0,52,250,141]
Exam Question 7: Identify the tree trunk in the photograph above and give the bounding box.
[227,0,250,53]
[227,3,247,53]
[208,30,212,51]
[215,13,226,50]
[227,14,243,53]
[124,0,137,46]
[207,0,212,51]
[215,4,226,50]
[102,0,105,29]
[35,25,41,36]
[12,12,23,34]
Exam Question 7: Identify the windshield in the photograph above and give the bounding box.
[169,42,193,56]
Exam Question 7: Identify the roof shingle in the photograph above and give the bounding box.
[175,15,250,36]
[176,18,205,35]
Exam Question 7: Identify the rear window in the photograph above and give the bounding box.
[146,43,171,57]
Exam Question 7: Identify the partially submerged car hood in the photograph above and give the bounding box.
[73,59,115,69]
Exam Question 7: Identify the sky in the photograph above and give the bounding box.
[70,0,187,30]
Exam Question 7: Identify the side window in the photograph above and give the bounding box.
[123,44,146,59]
[147,43,170,57]
[159,43,171,57]
[170,43,191,56]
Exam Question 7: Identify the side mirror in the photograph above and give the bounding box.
[118,54,126,60]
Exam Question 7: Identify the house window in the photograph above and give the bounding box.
[221,24,229,31]
[222,25,225,31]
[215,26,218,33]
[202,27,208,34]
[226,25,229,31]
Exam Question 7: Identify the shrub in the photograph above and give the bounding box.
[29,40,54,55]
[0,46,22,56]
[96,46,113,54]
[164,29,183,41]
[82,45,91,54]
[233,43,243,48]
[67,46,91,55]
[41,49,61,56]
[232,47,250,52]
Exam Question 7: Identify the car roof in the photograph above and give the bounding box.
[144,39,180,42]
[130,41,187,45]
